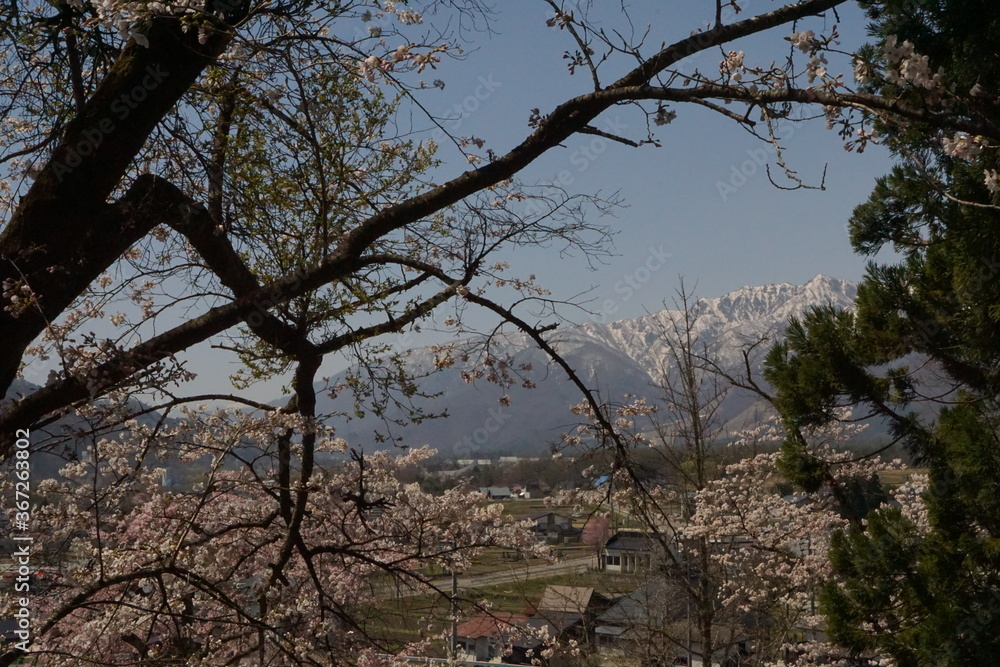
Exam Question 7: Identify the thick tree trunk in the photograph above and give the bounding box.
[0,0,855,452]
[0,17,232,396]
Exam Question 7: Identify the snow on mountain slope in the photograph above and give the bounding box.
[576,275,856,380]
[0,275,864,474]
[313,275,859,454]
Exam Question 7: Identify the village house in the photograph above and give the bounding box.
[455,613,536,664]
[529,585,610,645]
[510,484,531,499]
[480,486,513,500]
[529,511,582,545]
[602,530,656,573]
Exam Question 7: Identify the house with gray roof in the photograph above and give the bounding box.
[529,511,582,545]
[479,486,512,500]
[602,530,656,573]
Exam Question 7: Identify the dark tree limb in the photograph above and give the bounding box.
[0,0,857,457]
[0,15,237,394]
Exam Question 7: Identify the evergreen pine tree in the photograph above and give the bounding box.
[764,1,1000,662]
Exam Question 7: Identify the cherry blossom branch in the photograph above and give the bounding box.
[0,566,277,667]
[0,15,238,394]
[542,0,601,90]
[0,0,855,455]
[578,124,642,147]
[599,83,1000,139]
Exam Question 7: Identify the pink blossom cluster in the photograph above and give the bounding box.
[0,405,546,664]
[941,132,987,161]
[881,36,945,90]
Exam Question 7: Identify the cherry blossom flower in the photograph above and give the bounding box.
[984,169,1000,194]
[942,132,987,161]
[788,30,815,53]
[654,106,677,126]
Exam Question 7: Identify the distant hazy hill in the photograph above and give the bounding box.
[304,275,860,457]
[3,379,79,478]
[4,275,905,471]
[3,379,179,480]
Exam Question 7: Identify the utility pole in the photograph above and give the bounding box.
[450,539,458,664]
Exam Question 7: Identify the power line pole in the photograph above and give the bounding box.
[450,539,458,664]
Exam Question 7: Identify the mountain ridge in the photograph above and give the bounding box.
[312,275,858,455]
[575,274,856,381]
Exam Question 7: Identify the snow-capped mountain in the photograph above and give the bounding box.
[577,274,855,380]
[1,275,862,474]
[312,275,858,456]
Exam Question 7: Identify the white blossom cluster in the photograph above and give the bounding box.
[985,169,1000,194]
[891,473,930,533]
[1,401,547,664]
[88,0,211,46]
[1,277,35,318]
[788,30,814,53]
[784,30,834,85]
[719,50,746,83]
[941,132,988,161]
[882,36,944,90]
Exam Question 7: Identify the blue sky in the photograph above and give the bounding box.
[23,1,900,400]
[231,0,897,400]
[416,0,895,305]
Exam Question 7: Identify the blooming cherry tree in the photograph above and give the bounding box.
[0,1,992,664]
